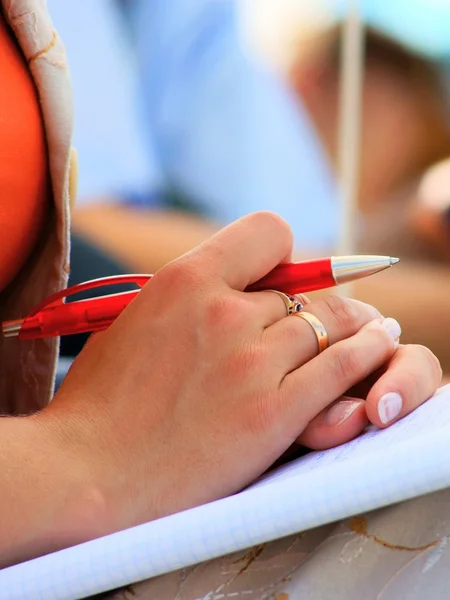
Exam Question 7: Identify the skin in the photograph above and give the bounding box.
[0,213,441,567]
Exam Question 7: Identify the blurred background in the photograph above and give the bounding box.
[48,0,450,375]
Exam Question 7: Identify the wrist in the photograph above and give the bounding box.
[22,410,112,553]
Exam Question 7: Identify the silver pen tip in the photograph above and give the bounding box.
[390,257,400,265]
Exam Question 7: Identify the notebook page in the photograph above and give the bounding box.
[1,386,450,600]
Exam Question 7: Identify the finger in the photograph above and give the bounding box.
[245,291,310,328]
[189,212,294,290]
[365,344,442,428]
[280,317,401,430]
[296,398,368,450]
[265,295,382,373]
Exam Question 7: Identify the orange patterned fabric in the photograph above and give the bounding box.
[0,12,49,290]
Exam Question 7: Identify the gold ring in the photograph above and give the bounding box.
[292,311,329,353]
[267,290,304,316]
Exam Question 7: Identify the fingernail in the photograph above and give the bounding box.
[378,392,403,424]
[382,317,401,346]
[325,400,361,427]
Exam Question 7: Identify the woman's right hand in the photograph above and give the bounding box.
[30,212,440,554]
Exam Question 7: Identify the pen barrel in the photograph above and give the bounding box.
[17,290,139,340]
[246,258,335,294]
[6,255,397,341]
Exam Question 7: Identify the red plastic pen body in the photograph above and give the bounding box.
[246,258,334,294]
[15,291,140,340]
[4,255,397,340]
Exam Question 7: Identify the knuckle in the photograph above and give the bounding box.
[203,294,249,335]
[153,258,207,295]
[321,295,361,330]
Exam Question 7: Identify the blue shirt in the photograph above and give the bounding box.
[48,0,163,203]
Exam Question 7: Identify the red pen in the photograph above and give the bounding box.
[2,255,398,340]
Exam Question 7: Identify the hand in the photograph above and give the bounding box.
[38,213,442,543]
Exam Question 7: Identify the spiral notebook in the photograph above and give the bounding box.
[1,386,450,600]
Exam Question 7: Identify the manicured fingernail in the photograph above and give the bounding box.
[378,392,402,424]
[382,317,401,346]
[325,400,361,427]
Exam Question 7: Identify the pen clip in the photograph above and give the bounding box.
[28,274,152,316]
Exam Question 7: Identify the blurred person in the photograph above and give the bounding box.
[65,0,440,266]
[50,0,338,271]
[57,0,450,263]
[58,0,450,252]
[125,0,450,224]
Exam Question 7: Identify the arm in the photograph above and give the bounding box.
[73,203,219,273]
[0,416,105,568]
